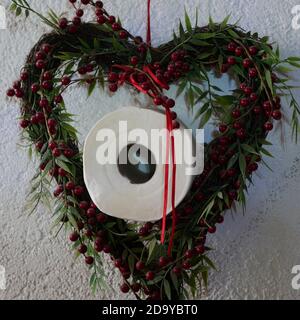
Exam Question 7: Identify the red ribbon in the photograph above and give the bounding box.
[113,0,177,256]
[147,0,152,46]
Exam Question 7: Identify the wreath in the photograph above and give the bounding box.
[7,0,300,300]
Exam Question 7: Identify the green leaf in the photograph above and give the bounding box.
[194,32,216,39]
[220,14,231,29]
[239,153,246,181]
[227,28,240,39]
[227,153,239,169]
[87,80,96,97]
[16,7,22,16]
[260,147,274,158]
[128,255,135,274]
[185,9,192,33]
[198,108,212,128]
[55,159,73,174]
[241,144,259,155]
[288,56,300,62]
[265,69,274,95]
[163,279,172,300]
[147,238,157,265]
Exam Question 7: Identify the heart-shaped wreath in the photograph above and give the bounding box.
[8,0,300,300]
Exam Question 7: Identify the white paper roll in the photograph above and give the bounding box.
[83,107,194,222]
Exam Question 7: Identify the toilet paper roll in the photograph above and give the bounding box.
[83,107,194,222]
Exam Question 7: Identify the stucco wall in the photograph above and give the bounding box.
[0,0,300,300]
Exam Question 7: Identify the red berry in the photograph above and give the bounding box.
[208,226,217,234]
[227,56,236,65]
[108,16,116,24]
[85,256,94,265]
[20,71,29,81]
[249,68,258,78]
[158,256,168,267]
[66,181,75,190]
[97,15,106,24]
[20,119,30,128]
[95,1,103,8]
[76,9,84,17]
[108,72,118,82]
[119,30,128,39]
[120,283,130,293]
[114,259,122,268]
[30,83,39,93]
[54,185,64,197]
[96,213,107,223]
[103,245,112,254]
[130,56,139,66]
[172,267,182,275]
[165,98,175,109]
[79,201,89,209]
[35,112,45,123]
[146,271,155,281]
[264,122,273,131]
[185,249,194,259]
[132,283,141,293]
[112,22,121,31]
[221,64,229,73]
[58,168,67,177]
[138,227,148,237]
[78,244,87,254]
[135,261,145,271]
[219,124,228,133]
[15,89,24,98]
[35,51,46,61]
[236,128,246,139]
[109,83,118,92]
[232,109,241,119]
[69,232,79,242]
[86,208,95,218]
[61,76,71,86]
[47,118,56,128]
[59,18,68,29]
[217,215,224,224]
[62,149,73,158]
[240,98,250,107]
[54,95,63,104]
[228,191,237,200]
[249,46,258,56]
[182,260,191,270]
[72,16,81,26]
[242,58,252,68]
[227,42,237,52]
[153,96,163,106]
[74,186,84,196]
[6,88,15,97]
[253,106,261,114]
[35,60,46,69]
[41,43,52,53]
[52,148,61,157]
[195,245,205,255]
[48,141,57,150]
[272,110,282,120]
[250,93,258,101]
[235,46,243,56]
[42,80,53,90]
[68,23,79,33]
[243,87,253,95]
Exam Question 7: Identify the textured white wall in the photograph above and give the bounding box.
[0,0,300,300]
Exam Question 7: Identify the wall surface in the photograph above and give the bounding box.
[0,0,300,300]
